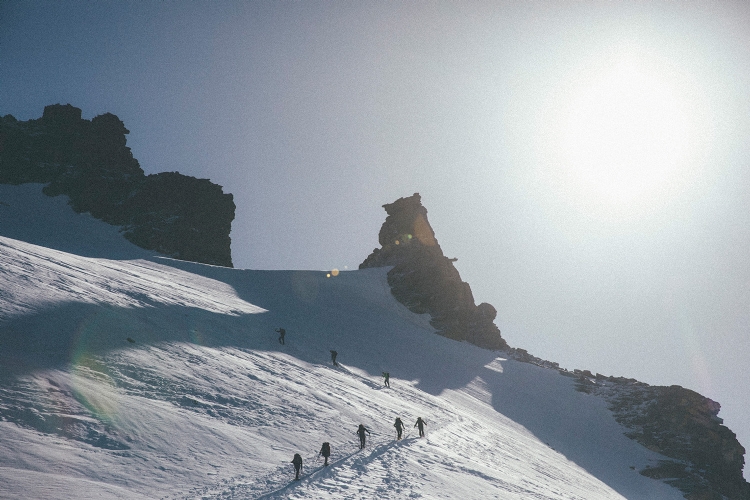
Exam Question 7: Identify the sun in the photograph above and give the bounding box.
[554,53,698,206]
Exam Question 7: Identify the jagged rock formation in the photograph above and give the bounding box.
[360,193,508,350]
[571,371,749,499]
[0,104,234,267]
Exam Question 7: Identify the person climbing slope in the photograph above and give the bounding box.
[414,417,426,437]
[394,417,405,440]
[356,424,371,449]
[319,441,331,466]
[330,350,338,366]
[276,328,286,345]
[291,453,302,480]
[382,372,390,387]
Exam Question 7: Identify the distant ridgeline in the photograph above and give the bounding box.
[360,193,508,351]
[0,104,234,267]
[363,193,749,500]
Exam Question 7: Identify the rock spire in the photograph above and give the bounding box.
[360,193,507,350]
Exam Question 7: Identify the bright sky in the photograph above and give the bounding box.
[2,1,749,476]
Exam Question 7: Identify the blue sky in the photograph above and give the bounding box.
[2,0,750,475]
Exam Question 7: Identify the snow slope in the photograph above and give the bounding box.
[0,184,158,261]
[0,186,685,499]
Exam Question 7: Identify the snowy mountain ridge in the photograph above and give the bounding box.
[0,183,743,499]
[0,235,677,499]
[362,192,750,500]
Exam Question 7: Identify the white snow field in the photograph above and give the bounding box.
[0,185,685,499]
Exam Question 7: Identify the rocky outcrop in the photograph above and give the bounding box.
[361,193,748,498]
[573,372,749,499]
[360,193,508,350]
[0,104,234,267]
[502,341,749,499]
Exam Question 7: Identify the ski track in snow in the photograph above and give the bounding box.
[0,226,686,499]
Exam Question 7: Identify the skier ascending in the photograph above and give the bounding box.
[330,350,338,366]
[394,417,405,440]
[356,424,371,449]
[382,372,390,388]
[291,453,302,480]
[414,417,426,437]
[276,328,286,345]
[319,442,331,466]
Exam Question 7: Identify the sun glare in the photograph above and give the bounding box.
[554,53,701,207]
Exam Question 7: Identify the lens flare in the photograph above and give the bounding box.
[69,313,120,424]
[189,326,204,345]
[413,215,437,246]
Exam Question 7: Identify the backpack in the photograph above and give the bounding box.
[321,442,330,456]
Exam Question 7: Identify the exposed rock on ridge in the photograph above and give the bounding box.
[361,193,748,498]
[0,104,234,267]
[360,193,508,350]
[573,373,749,500]
[511,350,749,499]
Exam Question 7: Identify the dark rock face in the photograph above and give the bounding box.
[360,193,508,350]
[0,104,234,267]
[574,374,749,499]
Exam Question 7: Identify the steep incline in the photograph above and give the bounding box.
[0,232,685,499]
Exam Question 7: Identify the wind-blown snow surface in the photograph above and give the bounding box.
[0,188,684,499]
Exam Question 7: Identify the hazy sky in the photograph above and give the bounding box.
[2,0,749,474]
